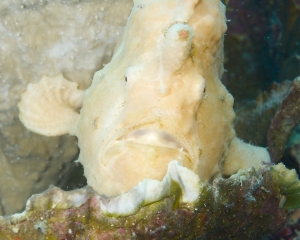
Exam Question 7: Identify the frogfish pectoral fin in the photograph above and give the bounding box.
[18,74,84,136]
[222,137,271,176]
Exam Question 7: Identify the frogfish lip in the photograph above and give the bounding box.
[101,125,192,167]
[120,127,187,151]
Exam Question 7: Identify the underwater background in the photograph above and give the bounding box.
[225,0,300,173]
[225,0,300,238]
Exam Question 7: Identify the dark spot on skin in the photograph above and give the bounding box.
[125,76,127,82]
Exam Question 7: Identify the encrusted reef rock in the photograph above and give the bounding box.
[234,80,293,147]
[0,162,299,239]
[268,77,300,162]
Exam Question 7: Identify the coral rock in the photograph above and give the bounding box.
[268,76,300,162]
[1,163,299,239]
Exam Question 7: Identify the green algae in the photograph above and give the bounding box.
[270,163,300,210]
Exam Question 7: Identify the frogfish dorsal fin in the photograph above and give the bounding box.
[18,74,84,136]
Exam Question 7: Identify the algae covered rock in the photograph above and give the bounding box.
[268,77,300,162]
[0,163,299,239]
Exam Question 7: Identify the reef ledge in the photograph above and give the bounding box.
[0,163,299,240]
